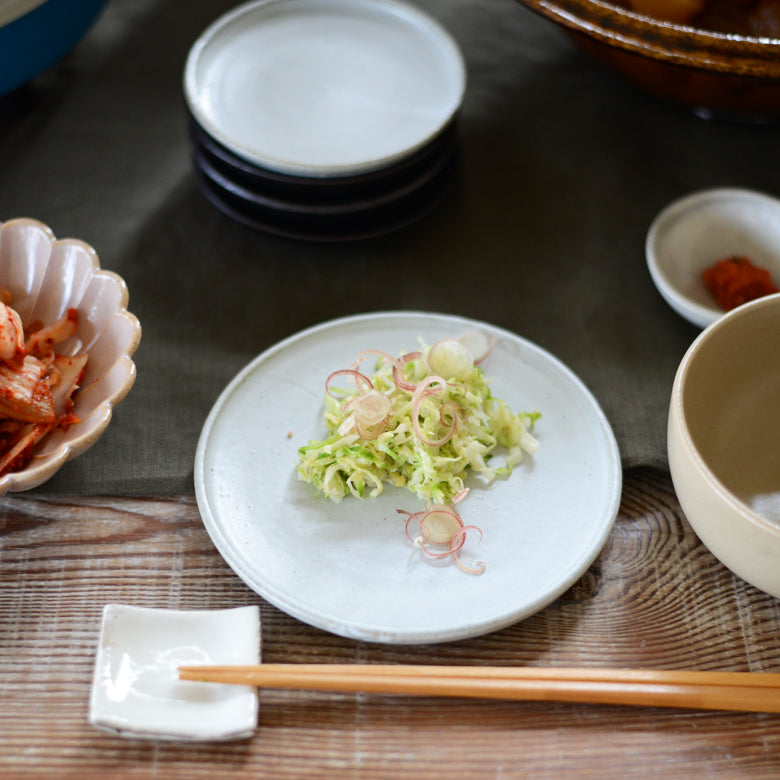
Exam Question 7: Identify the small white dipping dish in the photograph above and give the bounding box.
[668,293,780,597]
[89,604,260,741]
[646,188,780,328]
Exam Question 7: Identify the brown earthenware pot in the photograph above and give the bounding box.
[515,0,780,120]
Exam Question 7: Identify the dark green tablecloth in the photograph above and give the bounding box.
[0,0,776,495]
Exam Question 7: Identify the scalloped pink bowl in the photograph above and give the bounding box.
[0,218,141,494]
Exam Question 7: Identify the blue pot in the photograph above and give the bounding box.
[0,0,109,97]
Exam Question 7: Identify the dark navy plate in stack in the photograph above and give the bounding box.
[183,0,465,241]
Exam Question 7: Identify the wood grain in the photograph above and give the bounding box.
[1,467,780,778]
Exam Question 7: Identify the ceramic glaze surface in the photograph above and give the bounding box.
[515,0,780,118]
[0,0,109,96]
[668,294,780,597]
[185,0,465,176]
[646,188,780,328]
[0,218,140,494]
[89,605,261,741]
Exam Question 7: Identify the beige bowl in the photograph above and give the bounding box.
[668,292,780,596]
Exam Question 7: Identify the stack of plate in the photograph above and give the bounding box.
[183,0,466,241]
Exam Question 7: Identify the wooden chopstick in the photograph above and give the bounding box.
[178,664,780,714]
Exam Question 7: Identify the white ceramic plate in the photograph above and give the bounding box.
[89,604,260,741]
[194,312,621,645]
[646,188,780,329]
[184,0,465,177]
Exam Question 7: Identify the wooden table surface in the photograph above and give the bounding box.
[2,466,779,778]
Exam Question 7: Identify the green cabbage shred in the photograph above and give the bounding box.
[296,339,540,505]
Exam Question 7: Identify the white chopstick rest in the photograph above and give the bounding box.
[89,604,261,741]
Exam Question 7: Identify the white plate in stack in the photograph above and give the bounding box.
[184,0,466,240]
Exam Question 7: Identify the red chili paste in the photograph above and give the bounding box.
[702,256,779,311]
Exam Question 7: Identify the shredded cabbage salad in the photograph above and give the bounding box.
[296,333,540,506]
